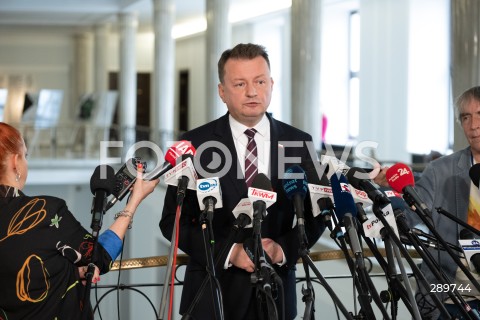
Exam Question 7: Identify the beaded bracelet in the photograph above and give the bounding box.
[114,209,134,229]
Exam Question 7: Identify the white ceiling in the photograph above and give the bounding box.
[0,0,201,29]
[0,0,290,31]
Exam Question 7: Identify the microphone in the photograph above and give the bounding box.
[248,173,277,217]
[304,161,332,218]
[470,163,480,188]
[386,163,431,216]
[144,140,196,180]
[321,154,351,178]
[232,198,254,228]
[330,172,363,257]
[283,165,309,245]
[361,187,400,239]
[346,167,390,205]
[248,174,277,236]
[90,165,116,237]
[106,140,196,210]
[459,229,480,273]
[164,154,198,204]
[196,177,223,220]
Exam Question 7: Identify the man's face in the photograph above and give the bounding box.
[218,56,274,127]
[460,99,480,155]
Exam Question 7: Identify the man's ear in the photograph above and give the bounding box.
[218,83,226,103]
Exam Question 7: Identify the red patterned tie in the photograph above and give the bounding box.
[244,128,258,187]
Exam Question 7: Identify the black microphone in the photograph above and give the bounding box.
[106,141,196,211]
[346,167,390,206]
[247,173,277,223]
[303,160,335,230]
[232,198,254,228]
[196,177,223,221]
[90,165,116,237]
[330,172,363,259]
[164,154,198,205]
[470,163,480,188]
[283,165,309,246]
[460,229,480,273]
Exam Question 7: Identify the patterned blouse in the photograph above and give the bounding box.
[0,185,122,319]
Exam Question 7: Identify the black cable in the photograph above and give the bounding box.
[116,237,126,320]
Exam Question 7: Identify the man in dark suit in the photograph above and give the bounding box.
[160,43,325,320]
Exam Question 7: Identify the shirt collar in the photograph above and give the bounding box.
[229,113,269,140]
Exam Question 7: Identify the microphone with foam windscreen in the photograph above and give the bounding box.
[283,165,309,246]
[90,165,116,238]
[144,140,196,180]
[386,163,431,216]
[330,172,363,258]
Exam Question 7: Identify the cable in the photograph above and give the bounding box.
[168,204,182,320]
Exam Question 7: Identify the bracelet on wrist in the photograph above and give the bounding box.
[114,209,134,229]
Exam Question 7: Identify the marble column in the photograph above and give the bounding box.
[94,23,110,94]
[206,0,231,121]
[118,12,138,146]
[451,0,480,151]
[74,32,93,114]
[152,0,175,145]
[291,0,322,149]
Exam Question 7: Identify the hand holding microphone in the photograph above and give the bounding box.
[106,140,196,210]
[126,163,160,209]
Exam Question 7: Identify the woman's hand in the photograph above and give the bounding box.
[78,265,101,285]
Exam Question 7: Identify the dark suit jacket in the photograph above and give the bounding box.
[160,112,325,320]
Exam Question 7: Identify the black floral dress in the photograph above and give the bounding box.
[0,185,117,320]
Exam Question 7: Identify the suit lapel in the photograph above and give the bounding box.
[267,114,284,189]
[455,148,472,234]
[214,114,246,197]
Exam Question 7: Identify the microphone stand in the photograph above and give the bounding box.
[301,262,315,320]
[295,212,354,320]
[158,177,190,320]
[400,226,477,319]
[436,207,480,237]
[355,204,416,320]
[395,208,478,319]
[369,203,452,319]
[82,197,107,320]
[197,206,224,320]
[358,232,416,318]
[158,204,181,320]
[251,200,279,320]
[182,215,251,319]
[298,240,355,320]
[379,227,420,320]
[331,224,379,320]
[403,197,480,294]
